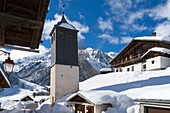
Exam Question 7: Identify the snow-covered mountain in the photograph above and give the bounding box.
[14,48,115,85]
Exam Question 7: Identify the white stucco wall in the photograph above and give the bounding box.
[146,56,161,70]
[146,56,170,70]
[119,63,143,72]
[115,56,170,73]
[160,56,170,69]
[50,64,79,104]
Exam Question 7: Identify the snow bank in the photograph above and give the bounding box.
[101,95,134,113]
[80,69,170,100]
[52,104,72,113]
[127,105,140,113]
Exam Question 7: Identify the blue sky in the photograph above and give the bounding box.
[42,0,170,53]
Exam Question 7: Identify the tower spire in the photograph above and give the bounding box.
[62,4,65,15]
[60,4,67,23]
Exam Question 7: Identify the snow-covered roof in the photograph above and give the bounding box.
[110,36,170,64]
[134,36,170,42]
[0,67,11,87]
[18,95,33,101]
[100,68,112,72]
[58,23,76,30]
[67,90,119,105]
[142,47,170,58]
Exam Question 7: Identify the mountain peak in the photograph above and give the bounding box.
[14,48,115,85]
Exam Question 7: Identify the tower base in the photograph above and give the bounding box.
[50,64,79,104]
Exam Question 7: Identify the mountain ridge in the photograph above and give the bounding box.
[14,48,116,85]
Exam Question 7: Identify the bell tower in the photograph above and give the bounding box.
[49,9,79,104]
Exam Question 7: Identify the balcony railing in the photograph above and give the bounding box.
[112,53,145,67]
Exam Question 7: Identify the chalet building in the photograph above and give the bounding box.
[67,90,116,113]
[0,67,11,88]
[110,33,170,72]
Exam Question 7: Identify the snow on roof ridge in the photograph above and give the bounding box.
[150,47,170,54]
[19,95,32,101]
[59,23,76,30]
[67,90,120,105]
[142,47,170,58]
[134,36,170,42]
[100,68,112,72]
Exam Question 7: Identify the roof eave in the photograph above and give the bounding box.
[109,39,135,64]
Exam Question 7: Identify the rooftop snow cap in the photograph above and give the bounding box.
[56,14,77,30]
[152,32,156,36]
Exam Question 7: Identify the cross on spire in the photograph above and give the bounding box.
[62,4,65,15]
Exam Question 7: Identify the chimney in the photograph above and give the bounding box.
[152,32,156,36]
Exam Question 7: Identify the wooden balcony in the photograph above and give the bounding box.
[112,54,144,67]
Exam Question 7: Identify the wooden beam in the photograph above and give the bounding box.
[31,29,40,49]
[0,26,5,45]
[7,3,37,16]
[0,13,43,29]
[6,31,31,41]
[0,44,39,53]
[3,0,6,12]
[5,39,30,47]
[30,0,45,49]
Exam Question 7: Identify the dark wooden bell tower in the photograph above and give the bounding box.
[49,12,79,104]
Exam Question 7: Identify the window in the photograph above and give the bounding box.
[127,68,130,72]
[143,64,146,70]
[151,60,155,64]
[70,34,74,42]
[59,31,64,40]
[120,68,123,72]
[132,66,134,71]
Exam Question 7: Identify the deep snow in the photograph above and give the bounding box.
[1,67,170,113]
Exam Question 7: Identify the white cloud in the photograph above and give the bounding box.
[132,24,147,31]
[98,17,113,31]
[0,45,49,61]
[154,22,170,36]
[128,11,144,24]
[70,20,89,40]
[120,24,147,32]
[99,34,119,44]
[120,37,133,44]
[135,0,146,3]
[43,13,89,41]
[79,12,85,19]
[107,0,132,14]
[150,0,170,20]
[105,0,147,33]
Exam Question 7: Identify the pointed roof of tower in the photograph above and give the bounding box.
[56,14,76,30]
[50,13,78,36]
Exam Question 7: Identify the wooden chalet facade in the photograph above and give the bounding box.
[110,35,170,72]
[0,0,49,52]
[0,67,10,88]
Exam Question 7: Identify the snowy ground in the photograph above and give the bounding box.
[0,67,170,113]
[0,79,49,111]
[80,67,170,100]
